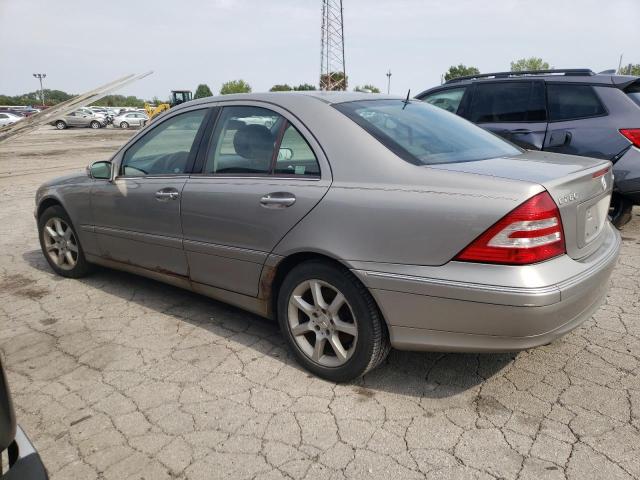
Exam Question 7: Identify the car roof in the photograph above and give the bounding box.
[415,70,639,97]
[180,91,403,110]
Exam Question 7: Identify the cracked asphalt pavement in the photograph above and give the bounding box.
[1,127,640,480]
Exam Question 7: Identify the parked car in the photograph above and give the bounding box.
[113,112,148,128]
[49,110,107,130]
[0,357,48,479]
[416,69,640,227]
[0,112,23,127]
[35,92,620,381]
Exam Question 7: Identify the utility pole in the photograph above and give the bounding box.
[33,73,47,106]
[386,70,392,94]
[320,0,346,91]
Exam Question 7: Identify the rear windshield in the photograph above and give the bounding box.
[334,99,521,165]
[626,82,640,107]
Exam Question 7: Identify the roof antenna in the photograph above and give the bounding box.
[402,89,411,109]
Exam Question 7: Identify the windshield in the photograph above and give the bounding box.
[334,99,522,165]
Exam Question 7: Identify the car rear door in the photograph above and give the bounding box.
[180,102,331,297]
[91,107,211,276]
[465,80,548,150]
[542,83,612,159]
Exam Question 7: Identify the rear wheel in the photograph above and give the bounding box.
[55,121,66,130]
[277,260,389,382]
[120,121,129,129]
[90,120,101,129]
[38,206,91,278]
[609,193,633,229]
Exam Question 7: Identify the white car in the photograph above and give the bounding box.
[0,112,23,126]
[113,112,148,128]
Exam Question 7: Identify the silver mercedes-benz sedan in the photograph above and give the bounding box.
[35,92,621,381]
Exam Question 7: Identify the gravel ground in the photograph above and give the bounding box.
[1,126,639,480]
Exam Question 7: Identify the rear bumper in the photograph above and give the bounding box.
[353,222,621,352]
[613,146,640,204]
[2,426,48,480]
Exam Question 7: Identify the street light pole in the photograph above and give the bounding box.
[32,73,47,106]
[386,70,392,94]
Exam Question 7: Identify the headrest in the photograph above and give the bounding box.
[233,124,275,160]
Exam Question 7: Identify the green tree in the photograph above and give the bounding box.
[444,64,480,82]
[320,72,347,91]
[194,84,213,99]
[220,79,252,95]
[293,83,316,91]
[269,84,293,92]
[354,84,381,93]
[619,64,640,76]
[510,57,550,72]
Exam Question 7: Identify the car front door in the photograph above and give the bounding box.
[91,107,210,276]
[181,103,331,296]
[466,80,548,150]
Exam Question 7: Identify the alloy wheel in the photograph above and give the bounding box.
[42,217,79,271]
[287,279,358,367]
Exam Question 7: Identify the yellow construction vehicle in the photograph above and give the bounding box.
[144,89,193,120]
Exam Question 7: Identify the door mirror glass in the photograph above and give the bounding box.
[88,161,112,179]
[277,148,293,161]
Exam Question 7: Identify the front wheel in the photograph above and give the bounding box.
[120,121,129,129]
[277,261,390,382]
[38,206,91,278]
[90,120,101,129]
[609,193,633,229]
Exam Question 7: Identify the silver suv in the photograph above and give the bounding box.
[49,109,107,130]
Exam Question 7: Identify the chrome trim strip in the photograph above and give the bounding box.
[362,271,559,296]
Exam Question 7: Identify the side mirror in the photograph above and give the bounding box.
[87,161,112,180]
[277,148,293,162]
[0,358,17,453]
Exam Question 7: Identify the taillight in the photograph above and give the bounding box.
[620,128,640,148]
[455,191,565,265]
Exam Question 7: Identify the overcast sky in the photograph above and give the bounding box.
[1,0,638,100]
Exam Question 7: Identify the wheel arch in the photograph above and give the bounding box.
[265,251,389,329]
[37,196,66,219]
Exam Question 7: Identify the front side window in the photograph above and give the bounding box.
[335,99,521,165]
[469,82,546,123]
[121,109,206,176]
[420,87,466,113]
[547,84,607,121]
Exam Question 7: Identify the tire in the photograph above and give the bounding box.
[38,205,91,278]
[120,121,129,129]
[90,120,101,129]
[277,260,390,382]
[609,193,633,229]
[55,121,66,130]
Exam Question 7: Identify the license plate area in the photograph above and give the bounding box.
[577,194,610,247]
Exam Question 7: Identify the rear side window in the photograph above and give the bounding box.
[626,81,640,107]
[547,84,606,121]
[420,87,466,113]
[469,82,546,123]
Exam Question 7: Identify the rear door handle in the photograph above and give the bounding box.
[260,192,296,208]
[155,188,180,201]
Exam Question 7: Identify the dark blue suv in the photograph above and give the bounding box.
[416,69,640,227]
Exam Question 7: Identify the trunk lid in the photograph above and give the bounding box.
[429,151,613,260]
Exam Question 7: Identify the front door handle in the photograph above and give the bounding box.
[260,192,296,208]
[510,129,532,135]
[155,188,180,201]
